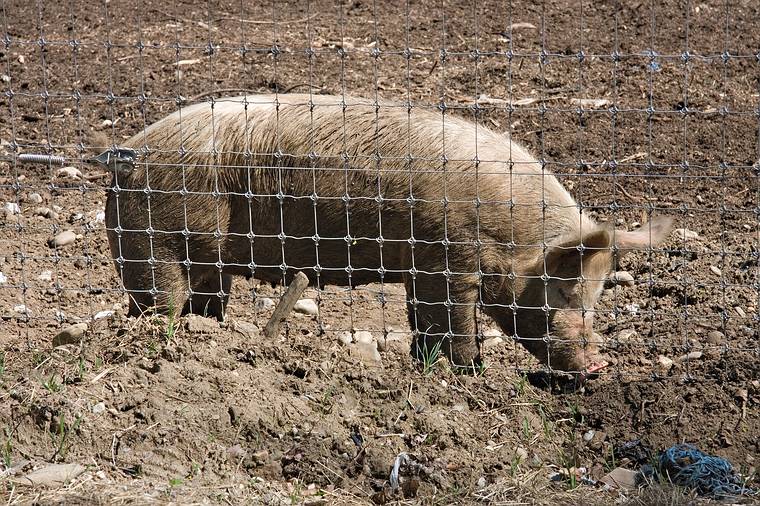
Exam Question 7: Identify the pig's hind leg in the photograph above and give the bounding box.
[119,259,189,320]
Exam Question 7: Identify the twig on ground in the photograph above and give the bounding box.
[263,272,310,339]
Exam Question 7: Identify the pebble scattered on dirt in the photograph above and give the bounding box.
[672,228,699,241]
[47,230,77,248]
[52,322,88,347]
[294,298,319,316]
[609,271,635,287]
[705,330,725,345]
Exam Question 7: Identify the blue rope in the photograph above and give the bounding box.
[657,444,757,498]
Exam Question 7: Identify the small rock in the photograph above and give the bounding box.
[616,329,637,342]
[583,430,595,442]
[232,320,259,339]
[294,299,318,316]
[609,270,635,287]
[254,297,275,311]
[735,306,747,318]
[38,270,53,282]
[93,310,114,320]
[352,342,381,364]
[515,447,529,462]
[92,402,106,414]
[337,331,353,345]
[26,192,43,204]
[33,207,58,219]
[600,467,638,490]
[353,330,373,344]
[672,228,699,241]
[12,463,86,487]
[53,322,88,347]
[0,271,6,285]
[677,351,703,362]
[482,336,504,349]
[589,431,607,450]
[482,327,501,338]
[476,476,487,488]
[0,74,9,84]
[13,304,29,314]
[48,230,77,248]
[571,98,611,109]
[657,355,674,370]
[735,388,748,402]
[624,303,640,315]
[4,202,20,215]
[55,166,82,180]
[185,314,219,333]
[709,265,722,276]
[705,330,724,345]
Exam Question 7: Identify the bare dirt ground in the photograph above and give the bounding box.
[1,0,758,504]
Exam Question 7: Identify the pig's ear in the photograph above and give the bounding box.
[543,227,612,276]
[613,216,673,256]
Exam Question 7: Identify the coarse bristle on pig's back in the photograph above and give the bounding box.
[122,93,589,248]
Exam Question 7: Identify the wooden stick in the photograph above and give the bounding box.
[263,271,310,339]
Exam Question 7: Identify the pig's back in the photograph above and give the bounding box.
[124,94,582,248]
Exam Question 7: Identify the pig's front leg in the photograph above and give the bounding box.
[403,271,481,369]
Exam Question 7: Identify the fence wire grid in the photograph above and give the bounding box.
[1,0,758,378]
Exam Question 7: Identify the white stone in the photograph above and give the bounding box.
[610,271,635,287]
[254,297,275,310]
[352,341,381,363]
[616,329,638,342]
[672,228,699,240]
[4,202,20,215]
[293,298,318,316]
[55,166,82,180]
[93,310,114,320]
[657,355,674,370]
[38,270,53,282]
[353,330,373,344]
[48,230,77,248]
[677,351,703,362]
[26,193,43,204]
[0,271,6,285]
[92,402,106,414]
[482,336,504,349]
[337,331,353,345]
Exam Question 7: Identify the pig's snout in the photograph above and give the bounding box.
[550,329,609,375]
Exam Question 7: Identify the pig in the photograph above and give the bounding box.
[101,94,671,373]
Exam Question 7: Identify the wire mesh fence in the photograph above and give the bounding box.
[1,1,758,377]
[1,0,759,501]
